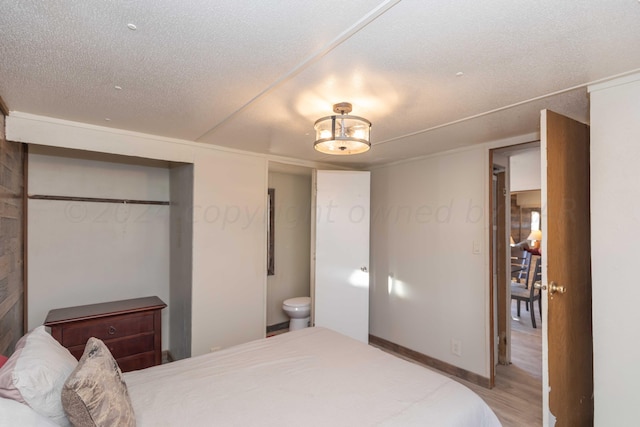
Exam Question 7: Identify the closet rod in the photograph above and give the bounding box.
[28,195,170,206]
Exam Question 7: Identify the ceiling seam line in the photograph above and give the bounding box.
[372,67,640,147]
[371,88,583,146]
[195,0,403,142]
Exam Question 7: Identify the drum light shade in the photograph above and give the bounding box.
[314,102,371,155]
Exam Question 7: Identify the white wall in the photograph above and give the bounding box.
[27,146,171,348]
[9,114,270,357]
[190,149,267,355]
[266,172,311,326]
[370,147,490,378]
[510,149,541,192]
[589,72,640,425]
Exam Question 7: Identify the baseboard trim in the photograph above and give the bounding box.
[369,334,492,389]
[266,321,289,333]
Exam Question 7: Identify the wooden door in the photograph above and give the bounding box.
[541,110,593,425]
[314,170,370,343]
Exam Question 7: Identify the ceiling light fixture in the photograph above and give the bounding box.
[314,102,371,155]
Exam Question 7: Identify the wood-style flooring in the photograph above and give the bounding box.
[458,300,542,426]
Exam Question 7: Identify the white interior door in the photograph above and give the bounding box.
[313,170,370,343]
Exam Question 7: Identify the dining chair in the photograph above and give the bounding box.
[510,256,542,328]
[511,248,532,287]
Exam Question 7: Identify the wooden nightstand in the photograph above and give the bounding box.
[44,296,167,372]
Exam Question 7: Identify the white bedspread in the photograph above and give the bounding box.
[124,327,501,426]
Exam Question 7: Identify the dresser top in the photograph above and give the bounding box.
[44,296,166,325]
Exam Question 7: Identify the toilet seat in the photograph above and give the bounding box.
[283,297,311,331]
[283,297,310,308]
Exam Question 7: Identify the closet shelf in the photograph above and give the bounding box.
[28,194,169,205]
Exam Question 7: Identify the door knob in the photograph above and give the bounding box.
[548,281,566,296]
[361,266,368,272]
[534,281,567,296]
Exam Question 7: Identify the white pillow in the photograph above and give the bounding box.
[0,326,77,426]
[0,397,59,427]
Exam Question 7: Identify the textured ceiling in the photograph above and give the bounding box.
[1,0,640,167]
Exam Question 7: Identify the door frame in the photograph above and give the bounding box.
[488,141,540,367]
[490,161,509,371]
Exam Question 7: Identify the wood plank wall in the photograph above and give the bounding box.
[510,194,536,243]
[0,110,26,356]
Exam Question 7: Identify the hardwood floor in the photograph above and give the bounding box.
[510,298,543,379]
[460,300,542,426]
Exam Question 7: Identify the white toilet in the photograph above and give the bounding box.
[282,297,311,331]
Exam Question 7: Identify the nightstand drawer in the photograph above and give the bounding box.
[68,333,155,360]
[61,312,154,347]
[116,351,156,372]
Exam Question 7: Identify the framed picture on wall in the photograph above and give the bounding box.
[267,188,275,275]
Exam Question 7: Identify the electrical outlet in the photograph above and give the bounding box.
[451,339,462,357]
[210,346,221,353]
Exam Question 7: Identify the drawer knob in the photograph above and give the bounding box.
[108,326,117,335]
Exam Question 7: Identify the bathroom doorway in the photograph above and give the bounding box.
[266,162,313,335]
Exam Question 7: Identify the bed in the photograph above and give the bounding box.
[0,326,501,426]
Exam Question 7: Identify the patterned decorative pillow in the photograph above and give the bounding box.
[0,326,77,426]
[61,338,136,427]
